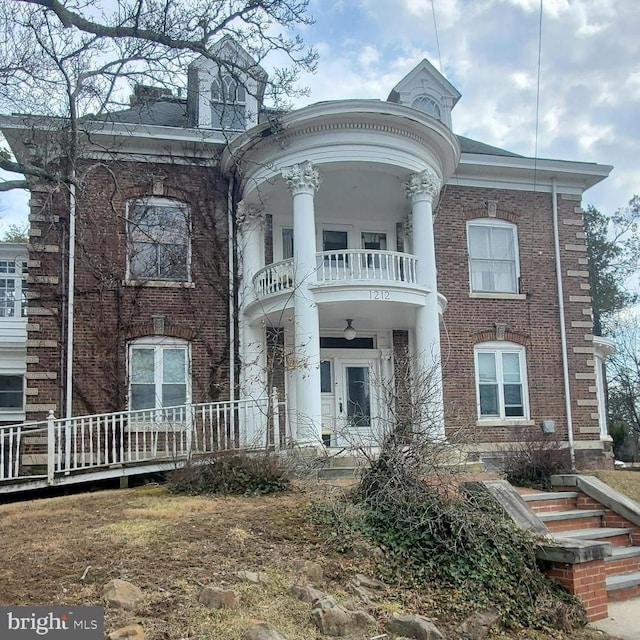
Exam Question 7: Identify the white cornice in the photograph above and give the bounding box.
[452,152,612,194]
[222,100,461,195]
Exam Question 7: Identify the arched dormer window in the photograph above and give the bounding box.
[411,95,442,120]
[211,74,246,130]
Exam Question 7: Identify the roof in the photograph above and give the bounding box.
[456,135,523,158]
[100,98,523,159]
[101,98,190,128]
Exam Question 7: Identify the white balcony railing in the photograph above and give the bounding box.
[317,249,417,284]
[253,250,418,300]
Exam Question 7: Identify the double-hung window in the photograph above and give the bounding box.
[475,343,528,420]
[128,338,190,412]
[0,260,27,318]
[128,199,190,282]
[467,220,519,293]
[0,375,24,412]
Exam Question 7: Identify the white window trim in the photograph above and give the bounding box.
[467,218,520,295]
[126,197,191,284]
[127,336,192,412]
[474,341,530,424]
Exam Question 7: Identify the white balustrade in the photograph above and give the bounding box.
[252,250,418,301]
[317,249,417,284]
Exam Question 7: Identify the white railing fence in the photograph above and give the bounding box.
[317,249,417,284]
[252,250,419,300]
[254,259,295,298]
[0,390,283,486]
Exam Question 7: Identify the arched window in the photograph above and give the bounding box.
[467,219,519,293]
[128,336,191,411]
[210,74,246,130]
[474,342,529,420]
[127,198,190,282]
[411,95,442,120]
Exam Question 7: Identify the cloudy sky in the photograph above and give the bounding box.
[1,0,638,234]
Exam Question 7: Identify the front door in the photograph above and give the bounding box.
[320,351,378,447]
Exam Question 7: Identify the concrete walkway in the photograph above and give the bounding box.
[590,599,640,640]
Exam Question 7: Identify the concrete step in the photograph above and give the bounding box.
[539,509,604,533]
[521,491,580,513]
[316,466,362,480]
[556,527,633,547]
[605,546,640,577]
[606,570,640,602]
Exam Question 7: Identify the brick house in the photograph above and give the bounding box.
[0,38,615,468]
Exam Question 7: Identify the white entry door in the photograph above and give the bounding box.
[320,351,378,447]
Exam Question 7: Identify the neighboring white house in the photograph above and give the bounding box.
[0,242,27,425]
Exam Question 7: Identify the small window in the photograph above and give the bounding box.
[0,375,24,410]
[128,199,190,282]
[320,360,332,393]
[323,230,348,253]
[467,219,519,293]
[0,260,27,318]
[475,343,528,420]
[412,96,441,120]
[128,338,190,411]
[361,232,387,251]
[282,228,294,260]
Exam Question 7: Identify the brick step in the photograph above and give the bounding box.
[539,509,604,533]
[606,570,640,602]
[605,546,640,577]
[555,527,633,547]
[520,491,580,513]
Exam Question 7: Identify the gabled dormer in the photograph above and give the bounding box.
[387,59,461,129]
[187,36,267,132]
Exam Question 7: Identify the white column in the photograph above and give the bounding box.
[283,161,322,445]
[405,168,445,437]
[238,205,267,445]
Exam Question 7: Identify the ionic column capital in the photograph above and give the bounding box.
[404,168,441,204]
[283,161,322,196]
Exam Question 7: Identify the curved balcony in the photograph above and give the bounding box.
[253,250,418,301]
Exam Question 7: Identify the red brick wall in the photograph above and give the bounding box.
[435,186,602,462]
[25,161,231,420]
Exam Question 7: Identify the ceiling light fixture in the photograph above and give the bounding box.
[344,319,356,341]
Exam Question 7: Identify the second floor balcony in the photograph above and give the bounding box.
[253,249,419,300]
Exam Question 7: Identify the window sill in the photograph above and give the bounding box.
[0,410,26,423]
[123,280,195,289]
[469,292,526,300]
[476,419,534,427]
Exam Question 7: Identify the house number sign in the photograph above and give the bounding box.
[369,289,391,300]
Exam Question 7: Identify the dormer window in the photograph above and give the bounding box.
[411,96,441,120]
[211,75,246,130]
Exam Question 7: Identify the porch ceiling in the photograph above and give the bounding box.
[246,162,413,224]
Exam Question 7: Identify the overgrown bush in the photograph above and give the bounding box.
[500,432,572,489]
[168,452,290,496]
[315,447,585,630]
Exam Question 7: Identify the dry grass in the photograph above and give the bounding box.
[0,482,622,640]
[589,469,640,503]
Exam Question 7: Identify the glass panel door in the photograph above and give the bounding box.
[345,365,371,427]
